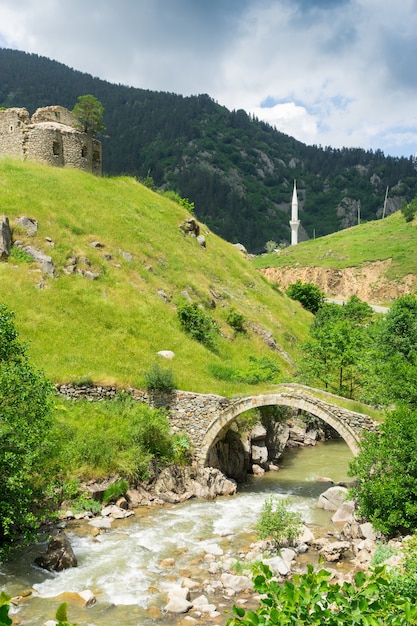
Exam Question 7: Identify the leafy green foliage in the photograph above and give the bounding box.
[256,496,303,549]
[144,362,176,392]
[0,304,57,562]
[226,307,246,334]
[286,280,325,314]
[227,562,417,625]
[171,433,191,465]
[55,602,76,626]
[349,405,417,536]
[56,394,178,481]
[8,246,33,263]
[72,94,105,137]
[208,356,280,385]
[369,295,417,406]
[161,190,195,214]
[391,535,417,601]
[103,479,129,505]
[0,592,12,626]
[298,297,374,398]
[177,301,220,349]
[401,197,417,222]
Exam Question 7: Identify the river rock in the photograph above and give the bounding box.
[221,573,253,595]
[331,500,355,529]
[318,540,351,562]
[318,486,348,511]
[252,464,265,476]
[264,555,290,576]
[360,522,377,541]
[204,543,223,556]
[165,586,192,613]
[297,525,315,544]
[34,532,77,571]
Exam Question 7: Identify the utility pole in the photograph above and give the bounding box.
[382,186,389,219]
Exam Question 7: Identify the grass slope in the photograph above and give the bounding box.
[254,211,417,282]
[0,159,312,395]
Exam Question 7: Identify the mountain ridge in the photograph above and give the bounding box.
[1,47,416,253]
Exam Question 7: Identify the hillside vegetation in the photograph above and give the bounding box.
[0,159,311,395]
[254,210,417,283]
[1,48,417,253]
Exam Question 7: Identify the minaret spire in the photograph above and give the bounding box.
[289,179,300,245]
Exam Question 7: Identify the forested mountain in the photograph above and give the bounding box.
[1,48,416,252]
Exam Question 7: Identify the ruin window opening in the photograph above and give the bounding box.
[81,146,88,158]
[52,141,60,156]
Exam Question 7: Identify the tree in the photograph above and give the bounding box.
[286,280,325,314]
[298,297,374,398]
[0,304,56,561]
[349,405,417,536]
[72,94,105,137]
[364,295,417,406]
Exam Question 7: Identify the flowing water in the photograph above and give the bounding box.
[1,440,353,625]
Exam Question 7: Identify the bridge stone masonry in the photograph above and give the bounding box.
[57,383,380,466]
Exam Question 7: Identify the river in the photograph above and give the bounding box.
[1,440,353,625]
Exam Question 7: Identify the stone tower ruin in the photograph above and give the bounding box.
[0,105,102,175]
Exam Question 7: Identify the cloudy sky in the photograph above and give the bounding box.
[0,0,416,158]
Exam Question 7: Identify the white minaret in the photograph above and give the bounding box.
[289,179,300,245]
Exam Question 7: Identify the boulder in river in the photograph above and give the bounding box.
[34,532,77,571]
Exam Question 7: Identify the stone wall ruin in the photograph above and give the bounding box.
[0,105,102,175]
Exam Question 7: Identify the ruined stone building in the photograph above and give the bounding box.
[0,105,102,175]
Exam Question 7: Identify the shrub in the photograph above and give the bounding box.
[226,563,417,625]
[177,301,219,349]
[349,405,417,536]
[226,307,246,334]
[103,479,129,505]
[401,198,417,222]
[239,355,280,384]
[8,246,33,263]
[256,496,303,549]
[286,280,325,314]
[391,535,417,601]
[144,362,176,392]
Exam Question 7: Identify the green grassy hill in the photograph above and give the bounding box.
[254,210,417,283]
[0,159,312,395]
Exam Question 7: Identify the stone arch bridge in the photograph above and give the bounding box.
[57,383,379,467]
[138,383,379,467]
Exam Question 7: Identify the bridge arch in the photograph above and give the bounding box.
[197,392,364,469]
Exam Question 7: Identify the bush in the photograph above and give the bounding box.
[256,496,303,549]
[391,535,417,601]
[208,356,280,385]
[103,479,129,504]
[226,307,246,334]
[144,362,176,391]
[401,198,417,222]
[177,301,219,349]
[56,395,178,481]
[0,304,57,562]
[349,405,417,536]
[227,563,417,625]
[286,280,325,314]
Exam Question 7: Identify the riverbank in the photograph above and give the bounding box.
[2,441,367,625]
